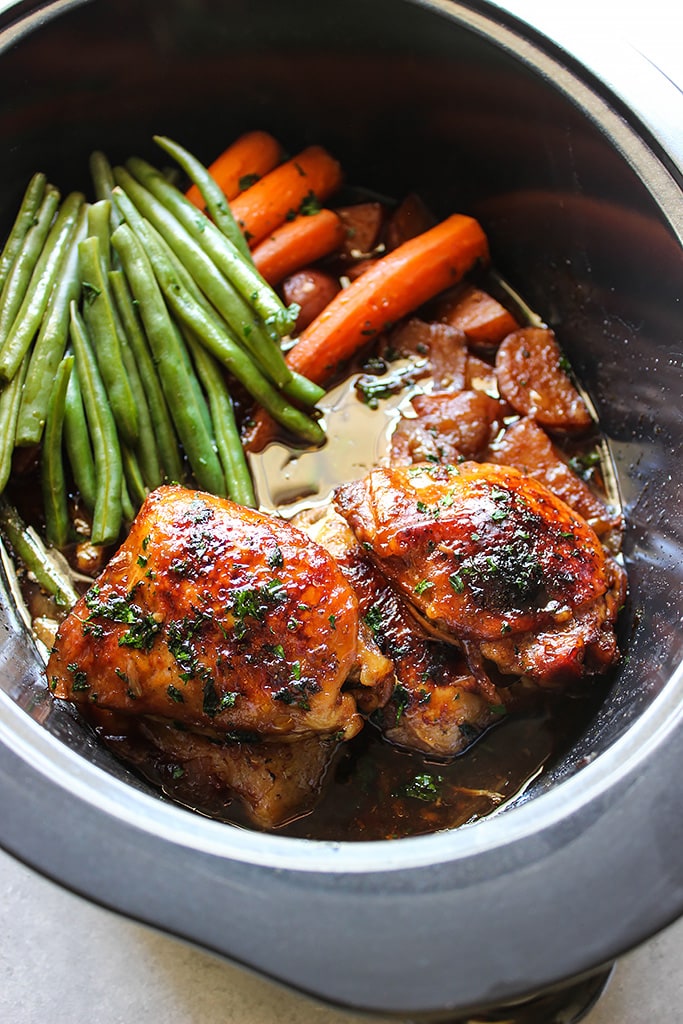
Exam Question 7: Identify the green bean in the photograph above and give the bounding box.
[89,151,120,219]
[152,135,253,262]
[0,172,47,294]
[87,200,113,274]
[120,473,135,525]
[123,157,296,338]
[132,210,302,400]
[0,499,79,608]
[78,235,139,447]
[68,301,122,544]
[0,191,84,383]
[140,225,325,445]
[0,186,60,354]
[110,224,225,495]
[108,268,183,483]
[41,355,73,548]
[184,329,256,507]
[119,335,162,491]
[108,203,213,442]
[121,442,148,510]
[113,171,293,390]
[16,203,87,446]
[63,360,97,512]
[284,371,325,408]
[0,357,28,494]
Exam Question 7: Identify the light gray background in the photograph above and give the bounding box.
[1,0,682,1020]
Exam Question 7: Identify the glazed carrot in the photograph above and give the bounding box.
[231,146,344,248]
[251,208,346,285]
[286,213,490,386]
[185,130,282,208]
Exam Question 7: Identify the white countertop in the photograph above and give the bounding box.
[1,1,682,1021]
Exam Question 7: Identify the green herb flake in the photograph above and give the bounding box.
[238,173,260,191]
[402,773,443,803]
[414,578,434,596]
[299,190,321,216]
[449,573,465,594]
[167,684,185,703]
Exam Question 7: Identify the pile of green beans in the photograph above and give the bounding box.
[0,137,326,567]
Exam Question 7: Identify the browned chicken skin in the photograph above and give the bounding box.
[334,462,624,685]
[303,507,502,757]
[48,486,364,741]
[46,486,398,827]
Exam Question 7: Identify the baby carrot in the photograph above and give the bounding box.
[286,213,490,386]
[185,130,282,208]
[230,146,344,248]
[252,208,346,285]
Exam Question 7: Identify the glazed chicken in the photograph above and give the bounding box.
[302,507,503,757]
[47,485,392,826]
[334,462,626,686]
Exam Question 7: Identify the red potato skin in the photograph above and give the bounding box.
[437,283,520,349]
[390,390,506,466]
[384,193,436,251]
[495,326,592,431]
[486,416,622,536]
[281,269,341,333]
[335,202,386,258]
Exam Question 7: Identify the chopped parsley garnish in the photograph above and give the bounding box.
[414,578,433,595]
[238,173,260,191]
[402,773,443,803]
[299,189,321,216]
[392,682,411,724]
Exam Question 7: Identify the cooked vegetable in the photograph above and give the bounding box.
[63,361,97,512]
[230,145,344,248]
[281,269,340,333]
[183,329,256,507]
[335,201,385,257]
[0,499,80,607]
[41,355,73,548]
[0,172,47,294]
[0,191,84,383]
[0,356,28,493]
[252,208,346,285]
[78,235,140,447]
[15,203,87,446]
[286,213,490,385]
[119,332,163,492]
[437,283,520,348]
[495,326,592,430]
[68,302,123,545]
[153,134,252,262]
[117,160,298,339]
[184,129,282,207]
[0,186,60,362]
[109,223,226,495]
[134,221,325,445]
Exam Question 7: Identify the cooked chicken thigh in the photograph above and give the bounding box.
[47,486,395,826]
[303,507,503,757]
[334,462,625,685]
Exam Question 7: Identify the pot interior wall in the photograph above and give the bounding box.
[1,0,682,808]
